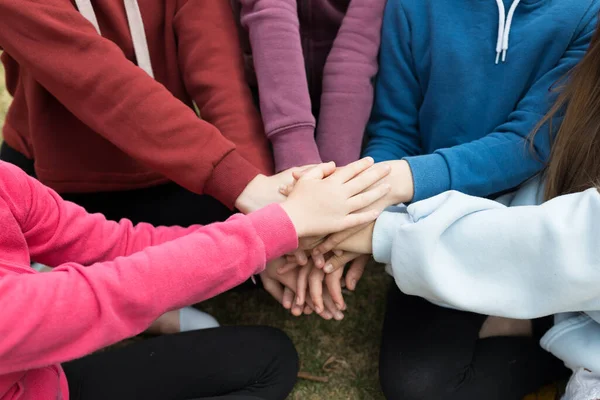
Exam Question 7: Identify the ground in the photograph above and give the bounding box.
[0,62,559,400]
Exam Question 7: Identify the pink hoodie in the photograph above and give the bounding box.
[234,0,386,171]
[0,162,297,400]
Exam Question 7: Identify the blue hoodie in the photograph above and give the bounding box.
[364,0,598,202]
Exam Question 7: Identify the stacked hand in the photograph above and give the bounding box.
[254,158,415,320]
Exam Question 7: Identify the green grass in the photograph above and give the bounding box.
[0,63,9,127]
[203,266,391,400]
[0,60,558,400]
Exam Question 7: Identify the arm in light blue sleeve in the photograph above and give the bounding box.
[363,0,422,163]
[373,180,600,319]
[406,14,597,201]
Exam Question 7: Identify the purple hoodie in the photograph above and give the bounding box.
[234,0,386,171]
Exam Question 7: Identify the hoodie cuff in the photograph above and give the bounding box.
[270,126,321,172]
[205,150,261,210]
[372,208,412,265]
[404,153,451,202]
[247,204,299,269]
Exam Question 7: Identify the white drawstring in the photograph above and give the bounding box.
[494,0,506,64]
[123,0,154,78]
[73,0,154,78]
[73,0,101,34]
[495,0,521,64]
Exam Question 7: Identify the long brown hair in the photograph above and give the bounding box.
[532,26,600,200]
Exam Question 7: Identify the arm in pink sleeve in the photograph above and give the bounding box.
[3,164,202,267]
[316,0,387,166]
[239,0,321,171]
[0,162,297,372]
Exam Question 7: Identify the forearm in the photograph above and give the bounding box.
[240,0,321,171]
[376,181,600,319]
[317,0,386,166]
[1,204,297,374]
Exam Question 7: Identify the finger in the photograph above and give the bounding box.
[344,163,392,196]
[326,267,346,310]
[333,249,343,257]
[262,275,284,304]
[304,305,314,315]
[309,268,326,314]
[347,184,391,212]
[323,251,360,274]
[346,255,369,291]
[340,210,382,232]
[314,225,364,256]
[278,183,294,196]
[291,163,317,180]
[329,157,374,183]
[291,303,304,317]
[298,236,325,250]
[296,263,312,306]
[313,252,326,268]
[295,249,308,266]
[297,162,336,181]
[282,287,295,309]
[278,261,299,275]
[320,310,333,320]
[323,290,344,321]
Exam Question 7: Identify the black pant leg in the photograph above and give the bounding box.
[62,326,299,400]
[379,284,567,400]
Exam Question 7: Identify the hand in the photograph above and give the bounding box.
[310,253,369,313]
[281,158,391,237]
[291,259,345,320]
[311,160,413,260]
[235,167,306,214]
[332,223,375,259]
[262,259,338,319]
[261,261,316,317]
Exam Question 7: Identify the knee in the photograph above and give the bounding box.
[379,352,446,400]
[249,326,299,374]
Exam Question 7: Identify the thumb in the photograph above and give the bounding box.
[297,162,336,181]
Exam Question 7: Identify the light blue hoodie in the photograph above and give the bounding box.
[364,0,598,202]
[373,177,600,372]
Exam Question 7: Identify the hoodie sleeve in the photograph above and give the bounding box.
[0,163,298,373]
[174,0,274,177]
[0,162,202,267]
[363,0,422,164]
[373,184,600,319]
[316,0,386,167]
[367,1,597,202]
[239,0,322,172]
[0,0,261,209]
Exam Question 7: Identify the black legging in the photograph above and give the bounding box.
[379,285,569,400]
[62,326,299,400]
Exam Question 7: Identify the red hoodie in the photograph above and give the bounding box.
[0,0,273,209]
[0,161,297,400]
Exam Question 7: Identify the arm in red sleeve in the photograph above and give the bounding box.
[0,0,259,208]
[175,0,274,177]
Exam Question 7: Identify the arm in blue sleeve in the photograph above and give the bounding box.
[405,13,597,201]
[363,0,422,163]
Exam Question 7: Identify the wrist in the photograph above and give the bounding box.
[279,201,306,238]
[235,174,268,214]
[387,160,414,203]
